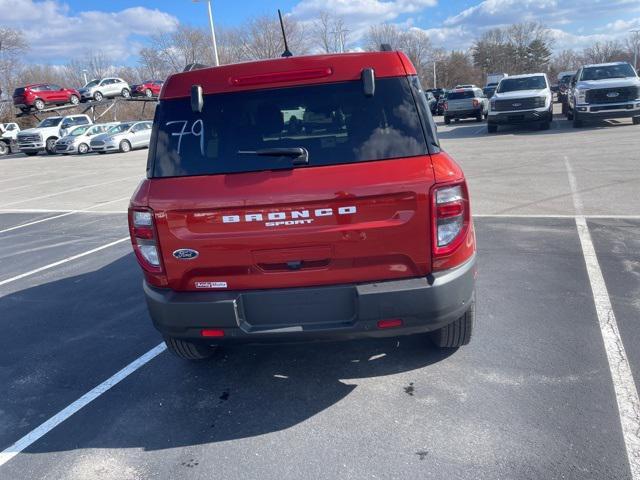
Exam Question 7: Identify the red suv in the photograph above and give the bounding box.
[13,84,81,112]
[131,80,163,98]
[129,51,477,360]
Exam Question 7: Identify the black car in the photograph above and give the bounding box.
[483,86,496,99]
[425,91,437,114]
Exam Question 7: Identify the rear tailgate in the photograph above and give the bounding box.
[447,98,476,112]
[150,156,435,291]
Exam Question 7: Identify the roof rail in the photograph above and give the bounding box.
[183,63,209,72]
[380,44,393,52]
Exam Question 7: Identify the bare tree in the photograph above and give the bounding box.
[364,24,404,52]
[235,15,309,60]
[582,40,627,64]
[625,31,640,70]
[0,27,28,97]
[312,11,350,53]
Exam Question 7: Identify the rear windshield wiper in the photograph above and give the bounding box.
[237,147,309,166]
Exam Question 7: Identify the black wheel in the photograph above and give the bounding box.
[567,109,573,120]
[561,102,568,115]
[633,117,640,125]
[34,98,45,111]
[0,142,8,156]
[487,123,498,133]
[164,336,216,361]
[572,112,583,128]
[119,140,131,153]
[475,114,482,122]
[45,137,58,154]
[145,88,153,98]
[430,301,475,348]
[121,88,131,99]
[444,116,451,125]
[69,94,80,105]
[93,91,103,102]
[77,143,89,154]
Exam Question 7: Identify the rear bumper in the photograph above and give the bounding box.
[445,108,482,119]
[144,255,477,344]
[488,109,551,125]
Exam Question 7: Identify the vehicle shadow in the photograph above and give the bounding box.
[0,253,454,454]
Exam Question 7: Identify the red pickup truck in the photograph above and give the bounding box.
[129,51,477,360]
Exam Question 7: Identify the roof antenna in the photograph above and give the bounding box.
[278,9,293,57]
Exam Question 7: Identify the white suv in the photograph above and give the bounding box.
[487,73,553,133]
[79,78,131,102]
[17,114,92,155]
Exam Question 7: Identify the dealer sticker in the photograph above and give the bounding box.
[195,281,228,289]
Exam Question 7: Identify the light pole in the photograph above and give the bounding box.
[631,29,640,71]
[193,0,219,66]
[433,61,437,89]
[82,69,88,85]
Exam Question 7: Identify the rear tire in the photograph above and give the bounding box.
[633,117,640,125]
[164,336,216,361]
[145,88,153,98]
[444,116,451,125]
[77,143,89,154]
[34,99,45,111]
[93,91,103,102]
[475,113,482,122]
[69,94,80,105]
[0,142,8,156]
[430,301,475,348]
[121,88,131,99]
[567,109,573,120]
[487,123,498,133]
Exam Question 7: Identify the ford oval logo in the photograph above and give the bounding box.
[607,92,620,98]
[173,249,199,260]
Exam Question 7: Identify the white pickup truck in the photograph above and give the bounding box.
[567,62,640,128]
[16,114,92,155]
[0,122,20,155]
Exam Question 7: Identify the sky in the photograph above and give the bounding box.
[3,0,640,64]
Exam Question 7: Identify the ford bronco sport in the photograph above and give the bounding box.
[129,51,477,360]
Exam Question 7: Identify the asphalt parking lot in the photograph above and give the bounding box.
[1,107,639,479]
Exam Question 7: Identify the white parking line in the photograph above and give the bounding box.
[564,156,640,479]
[0,197,131,234]
[0,237,129,287]
[0,343,166,468]
[0,175,140,208]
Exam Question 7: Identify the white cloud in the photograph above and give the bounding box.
[291,0,437,40]
[0,0,179,63]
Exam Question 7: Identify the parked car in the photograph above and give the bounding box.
[487,73,553,133]
[443,87,489,124]
[567,62,640,128]
[54,122,120,155]
[12,84,81,112]
[17,114,92,155]
[79,78,131,102]
[435,90,448,115]
[90,120,153,153]
[128,51,477,361]
[425,91,437,114]
[0,122,20,156]
[131,80,164,98]
[483,86,497,99]
[557,72,576,114]
[454,84,477,89]
[426,88,445,100]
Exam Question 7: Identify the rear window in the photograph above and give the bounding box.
[13,88,25,96]
[150,77,429,178]
[447,91,475,100]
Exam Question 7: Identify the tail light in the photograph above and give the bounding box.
[472,98,480,108]
[443,101,448,111]
[128,207,167,285]
[431,182,471,263]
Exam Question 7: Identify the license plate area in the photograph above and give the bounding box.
[239,286,356,331]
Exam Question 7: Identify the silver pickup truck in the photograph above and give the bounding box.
[444,87,489,124]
